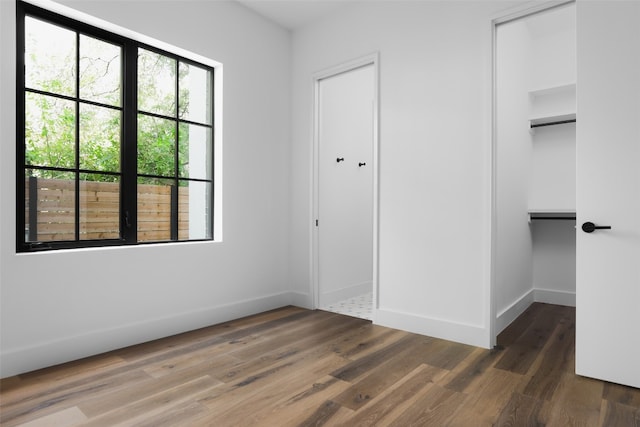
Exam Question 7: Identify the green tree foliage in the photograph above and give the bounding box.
[25,19,194,182]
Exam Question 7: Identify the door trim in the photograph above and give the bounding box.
[489,1,575,347]
[311,53,380,320]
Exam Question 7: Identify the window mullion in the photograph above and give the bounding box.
[122,41,138,244]
[74,31,81,241]
[172,61,180,241]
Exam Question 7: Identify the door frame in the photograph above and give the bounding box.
[489,1,574,347]
[311,53,380,319]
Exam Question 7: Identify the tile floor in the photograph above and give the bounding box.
[322,292,373,321]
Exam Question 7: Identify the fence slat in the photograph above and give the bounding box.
[25,178,191,242]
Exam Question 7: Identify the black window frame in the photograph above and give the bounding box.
[16,1,215,252]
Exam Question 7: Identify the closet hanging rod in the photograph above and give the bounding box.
[530,119,576,128]
[530,216,577,220]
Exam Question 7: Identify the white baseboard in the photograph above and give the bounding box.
[0,292,293,378]
[319,281,372,308]
[534,288,576,307]
[496,289,535,335]
[375,308,490,349]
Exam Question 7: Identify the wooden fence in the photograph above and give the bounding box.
[25,177,190,242]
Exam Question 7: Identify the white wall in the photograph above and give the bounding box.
[0,0,292,377]
[528,6,576,90]
[290,1,518,347]
[532,220,576,304]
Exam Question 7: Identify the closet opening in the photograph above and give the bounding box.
[493,2,576,338]
[311,54,380,322]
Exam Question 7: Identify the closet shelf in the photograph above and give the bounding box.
[528,209,576,221]
[528,82,576,97]
[529,112,576,129]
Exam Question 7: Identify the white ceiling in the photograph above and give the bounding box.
[236,0,355,30]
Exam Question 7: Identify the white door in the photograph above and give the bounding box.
[317,65,374,309]
[576,1,640,388]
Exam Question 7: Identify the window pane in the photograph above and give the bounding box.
[25,170,76,242]
[138,48,176,117]
[178,123,212,179]
[80,174,120,240]
[138,114,176,177]
[137,177,174,242]
[178,181,212,240]
[25,92,76,169]
[80,35,122,107]
[179,62,211,124]
[25,17,76,97]
[80,104,121,172]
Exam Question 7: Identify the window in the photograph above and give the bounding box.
[17,1,214,251]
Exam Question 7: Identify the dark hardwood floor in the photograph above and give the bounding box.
[1,303,639,426]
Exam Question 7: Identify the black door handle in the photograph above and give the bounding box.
[336,157,344,163]
[582,222,612,233]
[358,162,366,167]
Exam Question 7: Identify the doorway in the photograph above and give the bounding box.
[492,3,576,340]
[312,55,379,321]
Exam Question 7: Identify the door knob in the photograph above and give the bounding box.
[582,222,612,233]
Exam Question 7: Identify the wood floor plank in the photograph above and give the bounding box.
[118,309,316,365]
[294,400,357,427]
[600,400,640,427]
[1,303,636,427]
[385,383,467,427]
[4,309,316,422]
[494,304,565,375]
[196,319,369,420]
[0,376,22,392]
[296,400,344,427]
[202,352,346,412]
[541,372,603,426]
[332,335,440,410]
[210,315,366,385]
[0,355,126,406]
[142,349,241,379]
[228,311,362,361]
[418,338,475,371]
[248,375,352,427]
[440,346,502,392]
[334,327,405,360]
[446,367,529,426]
[121,400,208,427]
[78,355,229,417]
[344,364,447,426]
[497,303,541,347]
[8,355,126,390]
[76,375,220,427]
[113,306,307,362]
[10,406,87,427]
[603,382,640,408]
[493,392,544,426]
[329,333,416,382]
[522,308,575,400]
[0,369,151,426]
[196,354,348,426]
